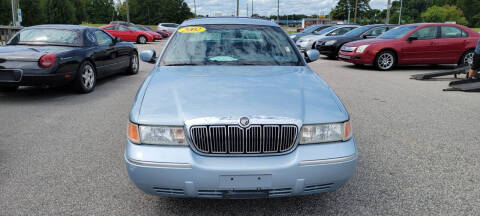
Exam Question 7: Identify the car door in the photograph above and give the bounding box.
[436,26,468,63]
[116,25,134,42]
[93,30,119,77]
[400,26,440,64]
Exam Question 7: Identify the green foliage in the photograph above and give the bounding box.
[421,5,468,25]
[0,0,12,25]
[330,0,371,22]
[45,0,78,24]
[19,0,45,26]
[127,0,194,25]
[85,0,115,24]
[456,0,480,27]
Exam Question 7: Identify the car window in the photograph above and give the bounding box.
[411,26,438,40]
[161,25,302,66]
[366,27,387,37]
[118,26,130,32]
[328,27,355,36]
[379,25,417,39]
[94,30,113,46]
[8,28,80,46]
[313,26,336,35]
[105,26,115,30]
[440,26,466,38]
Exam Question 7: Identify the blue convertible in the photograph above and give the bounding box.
[125,17,357,199]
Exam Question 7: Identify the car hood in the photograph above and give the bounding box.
[317,35,352,42]
[134,66,348,126]
[345,38,392,47]
[298,34,325,41]
[0,45,79,61]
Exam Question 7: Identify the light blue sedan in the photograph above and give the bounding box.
[125,17,357,199]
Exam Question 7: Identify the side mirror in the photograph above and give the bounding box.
[305,49,320,63]
[407,36,418,41]
[140,50,157,64]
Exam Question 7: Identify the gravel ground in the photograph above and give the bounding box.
[1,41,479,216]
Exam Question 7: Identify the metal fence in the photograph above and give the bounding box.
[0,25,23,45]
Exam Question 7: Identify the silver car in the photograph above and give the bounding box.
[296,25,358,52]
[157,23,179,33]
[126,17,357,199]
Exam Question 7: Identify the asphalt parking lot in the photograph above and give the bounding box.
[1,41,479,216]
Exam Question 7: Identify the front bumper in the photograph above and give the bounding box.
[317,44,336,56]
[338,50,375,65]
[125,139,357,199]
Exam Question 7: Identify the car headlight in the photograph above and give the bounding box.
[128,122,187,145]
[325,40,337,46]
[355,45,369,53]
[299,121,352,144]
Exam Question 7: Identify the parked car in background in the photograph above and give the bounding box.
[126,17,357,199]
[157,23,179,33]
[138,26,169,38]
[296,25,358,52]
[160,30,172,37]
[0,25,139,93]
[338,23,480,70]
[110,21,136,27]
[101,24,154,44]
[132,26,163,40]
[316,24,398,59]
[289,24,334,42]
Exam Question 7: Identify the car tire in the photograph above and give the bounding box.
[72,61,96,94]
[375,50,396,71]
[458,50,475,68]
[126,52,139,75]
[0,86,19,92]
[137,35,147,44]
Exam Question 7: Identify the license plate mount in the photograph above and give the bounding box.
[0,69,22,82]
[219,175,272,190]
[339,54,351,60]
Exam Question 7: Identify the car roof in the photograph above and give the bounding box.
[181,17,278,27]
[29,24,95,30]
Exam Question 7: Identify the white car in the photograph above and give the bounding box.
[296,25,358,52]
[157,23,179,33]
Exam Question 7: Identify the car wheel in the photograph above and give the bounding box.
[0,86,19,92]
[126,52,139,75]
[459,50,474,68]
[375,51,396,71]
[137,36,147,44]
[73,61,96,94]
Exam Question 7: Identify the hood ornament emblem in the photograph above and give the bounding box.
[239,117,250,127]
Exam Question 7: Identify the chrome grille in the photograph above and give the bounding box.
[190,125,298,154]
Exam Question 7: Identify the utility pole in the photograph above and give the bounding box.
[277,0,280,24]
[386,0,391,24]
[194,0,197,17]
[11,0,16,26]
[251,0,253,17]
[353,0,358,24]
[398,0,403,24]
[126,0,130,23]
[347,0,351,24]
[236,0,239,17]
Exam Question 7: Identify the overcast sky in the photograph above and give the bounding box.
[183,0,389,17]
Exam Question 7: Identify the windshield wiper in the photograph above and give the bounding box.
[164,63,202,66]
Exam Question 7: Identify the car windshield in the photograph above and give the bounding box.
[130,26,142,31]
[344,25,373,36]
[378,25,417,39]
[8,28,80,46]
[313,26,337,35]
[303,25,319,33]
[161,25,302,66]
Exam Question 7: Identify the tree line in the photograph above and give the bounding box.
[329,0,480,27]
[0,0,194,26]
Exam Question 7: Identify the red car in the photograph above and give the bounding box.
[101,24,154,44]
[135,26,164,40]
[338,23,480,70]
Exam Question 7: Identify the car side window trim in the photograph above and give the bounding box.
[408,26,440,40]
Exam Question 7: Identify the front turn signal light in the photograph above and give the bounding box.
[127,122,140,144]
